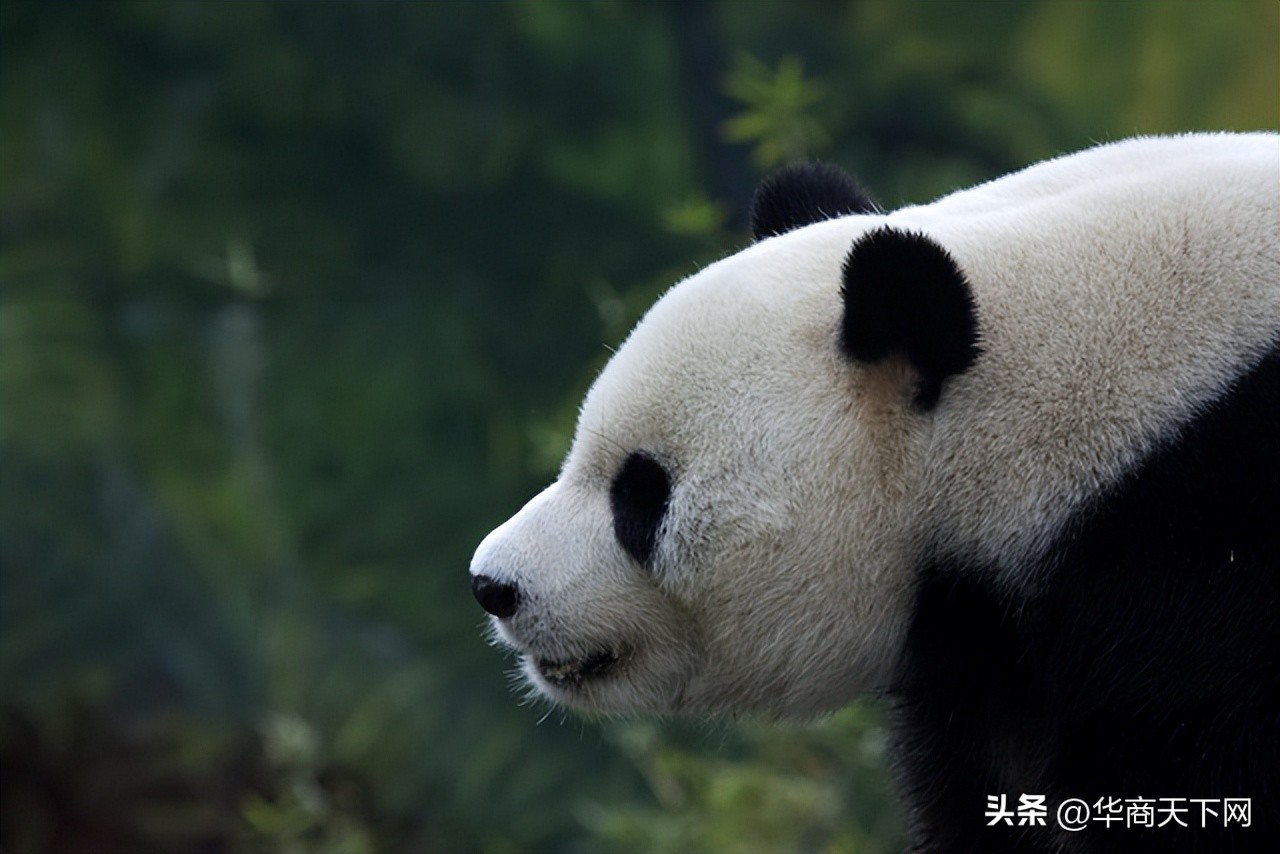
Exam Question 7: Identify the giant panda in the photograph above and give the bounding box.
[469,133,1280,852]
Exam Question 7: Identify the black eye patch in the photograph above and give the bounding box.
[610,452,671,568]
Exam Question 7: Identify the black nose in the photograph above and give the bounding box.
[471,574,521,618]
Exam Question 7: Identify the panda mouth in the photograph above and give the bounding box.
[535,649,620,688]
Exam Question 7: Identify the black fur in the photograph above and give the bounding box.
[840,227,982,409]
[610,452,671,567]
[890,346,1280,852]
[750,162,879,241]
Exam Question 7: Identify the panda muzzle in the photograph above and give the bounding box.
[537,649,620,687]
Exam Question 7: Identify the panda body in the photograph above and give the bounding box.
[470,133,1280,851]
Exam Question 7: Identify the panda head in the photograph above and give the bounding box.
[470,164,981,718]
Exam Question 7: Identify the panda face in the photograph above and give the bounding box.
[471,133,1280,721]
[470,217,928,717]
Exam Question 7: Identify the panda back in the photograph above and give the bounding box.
[900,132,1280,574]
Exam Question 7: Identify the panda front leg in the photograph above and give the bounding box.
[888,569,1057,853]
[889,695,1055,853]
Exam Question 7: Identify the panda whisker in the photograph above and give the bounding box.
[578,423,629,456]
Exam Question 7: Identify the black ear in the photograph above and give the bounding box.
[751,162,879,241]
[840,227,981,410]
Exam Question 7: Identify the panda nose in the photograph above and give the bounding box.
[471,574,521,619]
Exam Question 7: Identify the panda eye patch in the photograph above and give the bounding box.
[610,452,671,568]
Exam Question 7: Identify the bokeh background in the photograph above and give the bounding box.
[2,1,1275,851]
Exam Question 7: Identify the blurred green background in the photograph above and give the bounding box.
[1,1,1274,851]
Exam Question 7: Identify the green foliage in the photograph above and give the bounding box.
[1,0,1274,851]
[583,709,901,854]
[724,54,831,168]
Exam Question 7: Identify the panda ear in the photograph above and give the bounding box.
[840,226,981,410]
[751,162,879,241]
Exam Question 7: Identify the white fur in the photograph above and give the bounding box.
[471,132,1280,718]
[903,133,1280,573]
